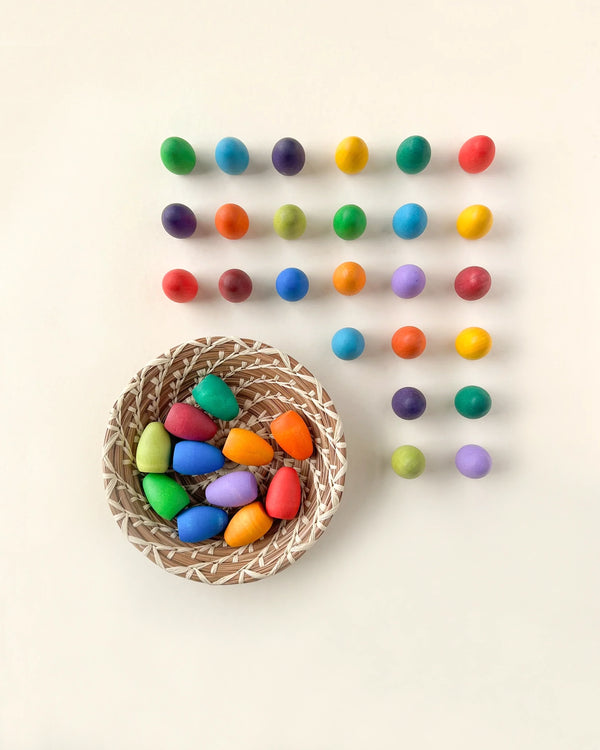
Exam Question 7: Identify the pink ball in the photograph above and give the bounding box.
[218,269,252,303]
[162,269,198,303]
[454,266,491,301]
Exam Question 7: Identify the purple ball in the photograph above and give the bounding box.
[455,444,492,478]
[391,387,426,419]
[391,264,426,298]
[161,203,197,238]
[272,137,305,176]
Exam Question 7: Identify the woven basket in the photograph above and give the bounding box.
[102,336,347,584]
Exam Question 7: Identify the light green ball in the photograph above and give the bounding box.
[391,445,425,478]
[273,204,306,239]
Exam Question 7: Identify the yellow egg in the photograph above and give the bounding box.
[455,327,492,359]
[335,136,369,174]
[456,204,493,239]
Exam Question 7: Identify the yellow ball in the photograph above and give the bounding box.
[455,327,492,359]
[456,204,493,239]
[335,136,369,174]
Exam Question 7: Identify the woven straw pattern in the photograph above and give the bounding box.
[102,336,347,584]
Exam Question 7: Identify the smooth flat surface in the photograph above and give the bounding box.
[1,1,599,748]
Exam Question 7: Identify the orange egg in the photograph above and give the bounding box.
[332,261,366,295]
[215,203,249,239]
[391,326,426,359]
[270,411,313,460]
[224,501,273,547]
[222,428,274,466]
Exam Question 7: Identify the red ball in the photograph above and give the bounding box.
[458,135,495,173]
[218,269,252,303]
[454,266,492,300]
[162,269,198,302]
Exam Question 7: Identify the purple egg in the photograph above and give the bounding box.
[455,444,492,478]
[391,264,426,299]
[161,203,197,238]
[272,137,305,176]
[205,470,258,508]
[391,387,426,419]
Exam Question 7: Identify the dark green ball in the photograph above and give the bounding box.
[396,136,431,174]
[333,204,367,240]
[454,385,492,419]
[160,136,196,175]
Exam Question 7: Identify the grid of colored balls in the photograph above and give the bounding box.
[273,204,306,239]
[391,445,425,478]
[218,269,252,302]
[391,387,426,420]
[456,205,493,239]
[162,269,198,303]
[458,135,495,173]
[333,204,367,240]
[391,326,426,359]
[215,203,249,239]
[396,135,431,174]
[272,137,305,175]
[160,136,196,175]
[454,385,492,419]
[455,327,492,359]
[392,203,428,239]
[455,444,492,478]
[276,268,309,301]
[214,136,249,175]
[333,262,366,295]
[454,266,491,300]
[161,203,197,238]
[331,327,365,360]
[391,264,426,299]
[335,136,369,174]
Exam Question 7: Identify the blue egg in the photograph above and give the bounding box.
[331,327,365,360]
[215,137,249,175]
[176,505,229,543]
[392,203,428,239]
[172,441,225,475]
[276,267,309,301]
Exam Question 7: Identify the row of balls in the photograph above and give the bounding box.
[161,201,494,241]
[162,265,492,303]
[161,135,496,176]
[331,326,492,361]
[391,444,492,479]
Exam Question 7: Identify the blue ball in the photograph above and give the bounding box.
[215,137,249,175]
[275,267,309,301]
[176,505,229,543]
[392,203,428,239]
[331,327,365,360]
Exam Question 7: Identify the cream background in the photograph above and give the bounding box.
[1,1,599,748]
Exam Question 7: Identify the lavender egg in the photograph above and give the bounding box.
[205,471,259,508]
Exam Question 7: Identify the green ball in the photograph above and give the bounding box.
[333,204,367,240]
[273,204,307,239]
[454,385,492,419]
[396,135,431,174]
[160,136,196,175]
[391,445,426,478]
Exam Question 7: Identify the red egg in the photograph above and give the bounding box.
[454,266,492,300]
[265,467,302,520]
[218,269,252,303]
[162,269,198,302]
[458,135,495,173]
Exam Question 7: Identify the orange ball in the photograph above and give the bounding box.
[332,261,366,295]
[391,326,426,359]
[215,203,249,239]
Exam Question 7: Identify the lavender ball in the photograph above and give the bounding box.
[391,264,426,298]
[455,444,492,478]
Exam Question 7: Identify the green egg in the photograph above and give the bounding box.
[160,136,196,175]
[454,386,492,419]
[333,204,367,240]
[391,445,425,478]
[396,135,431,174]
[273,204,306,239]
